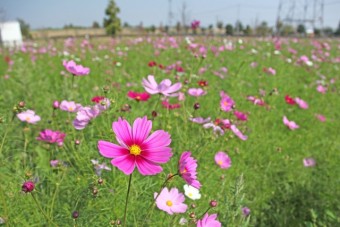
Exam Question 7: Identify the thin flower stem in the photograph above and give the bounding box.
[31,193,56,226]
[198,207,211,220]
[123,173,133,227]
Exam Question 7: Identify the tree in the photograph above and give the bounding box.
[235,20,244,34]
[244,25,252,36]
[225,24,233,35]
[297,24,306,35]
[92,21,100,28]
[216,21,223,32]
[103,0,121,35]
[17,18,31,39]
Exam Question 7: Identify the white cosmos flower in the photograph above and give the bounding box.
[183,184,201,200]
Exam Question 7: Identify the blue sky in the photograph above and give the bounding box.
[1,0,339,29]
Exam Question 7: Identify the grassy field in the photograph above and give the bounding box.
[0,36,339,226]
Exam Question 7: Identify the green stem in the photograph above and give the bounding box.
[198,207,211,220]
[123,173,133,227]
[49,170,66,217]
[31,193,56,226]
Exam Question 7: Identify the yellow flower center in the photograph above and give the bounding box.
[180,168,187,174]
[188,193,193,197]
[25,117,31,122]
[223,101,229,106]
[129,144,141,156]
[217,160,223,165]
[136,96,141,100]
[69,107,74,111]
[166,200,173,207]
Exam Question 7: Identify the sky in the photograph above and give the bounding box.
[1,0,340,30]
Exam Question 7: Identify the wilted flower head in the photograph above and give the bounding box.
[154,187,188,215]
[178,151,201,189]
[142,75,182,97]
[37,129,66,144]
[63,60,90,76]
[98,116,172,175]
[17,110,41,124]
[197,213,221,227]
[214,151,232,169]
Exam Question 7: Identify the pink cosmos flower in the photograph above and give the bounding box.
[247,96,265,106]
[283,116,299,130]
[17,110,41,124]
[60,100,82,112]
[303,158,316,167]
[203,122,224,135]
[197,213,221,227]
[187,88,207,97]
[127,91,150,102]
[73,106,101,130]
[214,151,231,169]
[294,97,309,109]
[162,100,181,109]
[264,67,276,75]
[178,151,201,189]
[191,20,200,30]
[142,75,182,97]
[220,91,235,112]
[98,116,172,175]
[63,60,90,76]
[95,98,110,111]
[316,84,327,94]
[231,125,248,140]
[154,187,188,215]
[315,114,326,122]
[189,117,211,124]
[36,129,66,144]
[234,111,248,121]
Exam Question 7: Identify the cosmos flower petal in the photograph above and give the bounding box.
[143,130,171,149]
[110,155,135,175]
[112,118,133,146]
[98,141,128,158]
[132,116,152,144]
[142,147,172,163]
[135,157,163,175]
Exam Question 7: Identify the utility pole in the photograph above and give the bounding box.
[168,0,173,29]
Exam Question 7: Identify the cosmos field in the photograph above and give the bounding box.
[0,35,340,226]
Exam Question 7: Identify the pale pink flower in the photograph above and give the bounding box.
[315,114,326,122]
[214,151,231,169]
[247,96,265,106]
[59,100,82,112]
[142,75,182,97]
[17,110,41,124]
[231,125,248,140]
[98,116,172,175]
[63,60,90,76]
[178,151,201,189]
[91,159,111,176]
[266,67,276,75]
[294,97,308,109]
[188,88,207,97]
[303,158,316,167]
[283,116,299,130]
[316,85,327,94]
[197,213,221,227]
[73,106,101,130]
[154,187,188,215]
[203,123,224,135]
[189,117,211,124]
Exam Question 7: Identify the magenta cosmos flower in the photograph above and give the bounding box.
[234,110,248,121]
[220,91,235,112]
[17,110,41,124]
[63,60,90,76]
[283,116,299,130]
[178,151,201,189]
[188,88,207,97]
[142,75,182,97]
[214,151,232,169]
[127,91,150,102]
[36,129,66,144]
[197,213,221,227]
[98,116,172,175]
[154,187,188,215]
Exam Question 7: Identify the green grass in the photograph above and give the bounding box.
[0,36,339,226]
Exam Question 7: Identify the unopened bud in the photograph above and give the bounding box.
[53,100,59,109]
[72,211,79,219]
[209,200,218,207]
[152,110,157,118]
[22,181,35,193]
[75,140,81,145]
[193,103,200,110]
[189,212,196,219]
[18,101,25,108]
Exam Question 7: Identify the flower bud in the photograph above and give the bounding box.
[209,200,218,207]
[22,181,35,193]
[152,111,158,118]
[98,178,104,185]
[189,212,196,219]
[75,140,81,145]
[193,103,200,110]
[72,211,79,219]
[18,101,25,108]
[53,100,59,109]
